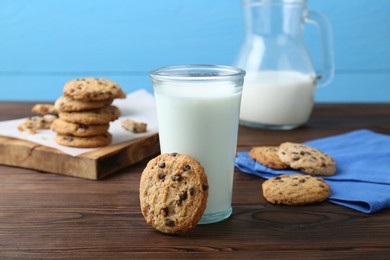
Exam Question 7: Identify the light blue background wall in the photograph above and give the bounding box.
[0,0,389,102]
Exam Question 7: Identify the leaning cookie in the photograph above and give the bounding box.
[63,78,126,101]
[139,153,209,234]
[249,146,289,170]
[51,119,109,137]
[55,133,112,148]
[55,95,113,112]
[262,174,331,205]
[58,105,120,124]
[278,142,336,176]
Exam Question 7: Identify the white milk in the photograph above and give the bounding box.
[240,71,316,127]
[154,85,241,219]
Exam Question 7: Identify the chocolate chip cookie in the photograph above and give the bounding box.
[139,153,209,234]
[55,132,112,148]
[278,142,336,176]
[54,95,113,112]
[58,105,120,124]
[262,174,331,205]
[63,78,126,101]
[249,146,289,169]
[31,104,58,115]
[51,119,109,137]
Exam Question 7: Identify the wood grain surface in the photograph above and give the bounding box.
[0,102,390,259]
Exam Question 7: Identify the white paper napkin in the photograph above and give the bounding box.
[0,89,158,157]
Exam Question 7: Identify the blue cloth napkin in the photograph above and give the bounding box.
[235,129,390,213]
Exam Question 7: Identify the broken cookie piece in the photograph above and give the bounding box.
[18,116,56,134]
[121,119,147,133]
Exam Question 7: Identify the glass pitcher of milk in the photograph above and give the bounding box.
[235,0,334,130]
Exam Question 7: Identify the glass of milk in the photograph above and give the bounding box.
[150,64,245,224]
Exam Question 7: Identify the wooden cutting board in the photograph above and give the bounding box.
[0,134,160,180]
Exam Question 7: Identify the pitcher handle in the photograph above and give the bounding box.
[305,11,335,87]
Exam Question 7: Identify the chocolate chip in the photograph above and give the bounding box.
[158,173,166,180]
[189,187,195,196]
[161,207,169,216]
[158,162,165,168]
[78,124,89,130]
[70,89,75,93]
[165,219,175,226]
[178,191,187,200]
[170,152,177,157]
[202,183,209,191]
[176,200,182,206]
[300,179,306,183]
[171,175,182,181]
[183,165,191,171]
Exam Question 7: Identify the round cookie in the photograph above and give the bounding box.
[262,174,331,205]
[139,153,209,234]
[55,133,112,148]
[278,142,336,176]
[249,146,288,169]
[55,95,113,112]
[51,119,109,137]
[63,78,126,101]
[58,105,120,124]
[32,104,58,115]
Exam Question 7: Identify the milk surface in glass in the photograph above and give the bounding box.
[154,82,241,222]
[240,71,316,127]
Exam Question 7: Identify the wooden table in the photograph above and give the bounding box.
[1,102,390,259]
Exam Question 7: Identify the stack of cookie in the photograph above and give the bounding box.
[51,78,126,148]
[249,142,336,206]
